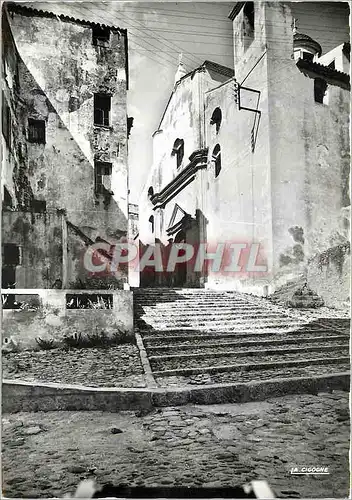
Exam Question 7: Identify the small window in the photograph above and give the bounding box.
[2,244,21,266]
[92,26,110,47]
[302,52,314,62]
[31,199,46,213]
[94,94,111,126]
[328,60,335,69]
[149,215,154,233]
[171,138,184,168]
[148,186,154,198]
[243,2,254,36]
[68,96,79,112]
[28,118,46,144]
[314,78,328,104]
[212,144,221,178]
[2,93,11,148]
[95,161,112,194]
[210,107,222,133]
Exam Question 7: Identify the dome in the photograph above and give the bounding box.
[293,31,322,57]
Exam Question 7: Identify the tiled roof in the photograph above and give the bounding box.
[5,3,125,33]
[296,58,350,89]
[203,60,234,79]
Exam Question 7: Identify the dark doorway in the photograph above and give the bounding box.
[173,229,187,287]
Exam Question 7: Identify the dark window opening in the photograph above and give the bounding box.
[210,107,222,133]
[148,186,154,198]
[28,118,46,144]
[2,93,11,148]
[127,116,134,138]
[328,60,335,69]
[95,161,112,194]
[302,52,314,62]
[243,2,255,35]
[3,187,13,210]
[149,215,154,233]
[212,144,221,178]
[94,94,111,126]
[31,199,47,213]
[66,293,113,309]
[314,78,328,103]
[68,96,80,112]
[171,138,184,168]
[2,243,21,266]
[92,26,110,47]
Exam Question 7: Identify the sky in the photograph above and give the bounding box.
[18,1,350,204]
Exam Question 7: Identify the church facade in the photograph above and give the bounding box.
[138,1,350,307]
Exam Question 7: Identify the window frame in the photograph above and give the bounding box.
[171,138,185,169]
[94,93,111,127]
[28,118,46,144]
[212,144,222,178]
[92,26,110,48]
[94,160,112,194]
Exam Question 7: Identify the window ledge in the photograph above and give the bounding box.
[93,124,113,131]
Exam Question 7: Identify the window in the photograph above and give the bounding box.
[148,186,154,198]
[94,94,111,126]
[2,244,21,266]
[68,96,79,112]
[2,93,11,148]
[92,26,110,47]
[314,78,328,104]
[149,215,154,233]
[212,144,221,178]
[243,2,255,36]
[94,161,112,194]
[302,52,314,62]
[171,138,184,168]
[31,199,47,213]
[28,119,46,144]
[210,107,222,133]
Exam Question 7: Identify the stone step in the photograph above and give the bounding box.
[142,329,347,344]
[152,355,350,377]
[138,310,284,319]
[136,318,304,330]
[145,335,350,354]
[155,363,351,387]
[149,344,349,363]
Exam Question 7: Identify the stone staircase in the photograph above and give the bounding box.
[133,288,350,388]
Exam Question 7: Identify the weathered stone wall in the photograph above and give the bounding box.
[2,211,63,288]
[2,289,133,350]
[8,8,128,235]
[264,2,350,303]
[2,7,130,289]
[307,242,350,309]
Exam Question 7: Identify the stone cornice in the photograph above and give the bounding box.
[151,148,208,209]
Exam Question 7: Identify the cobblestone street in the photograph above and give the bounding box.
[2,391,349,499]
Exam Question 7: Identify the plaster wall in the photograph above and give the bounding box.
[7,11,128,235]
[204,57,272,293]
[2,289,133,350]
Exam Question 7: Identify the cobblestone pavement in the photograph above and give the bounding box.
[2,391,349,499]
[2,345,146,387]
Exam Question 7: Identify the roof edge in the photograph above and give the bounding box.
[228,2,245,20]
[5,3,126,33]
